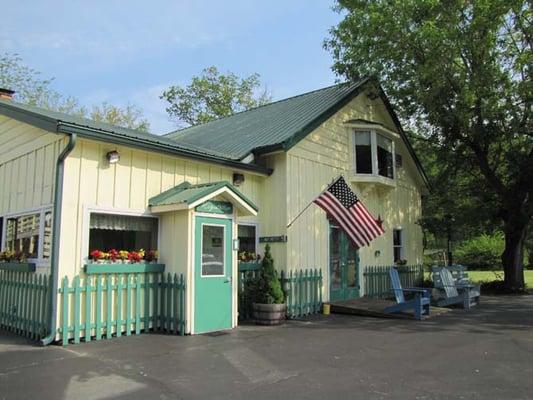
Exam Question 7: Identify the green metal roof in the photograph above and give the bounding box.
[165,79,372,160]
[0,98,271,175]
[148,181,258,211]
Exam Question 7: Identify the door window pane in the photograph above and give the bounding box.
[354,131,372,174]
[202,224,225,276]
[346,240,358,288]
[330,226,342,289]
[377,134,394,178]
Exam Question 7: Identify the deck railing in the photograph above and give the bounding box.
[363,265,424,299]
[0,270,51,340]
[238,263,323,320]
[58,272,186,345]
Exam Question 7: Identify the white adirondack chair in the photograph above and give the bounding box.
[433,266,480,310]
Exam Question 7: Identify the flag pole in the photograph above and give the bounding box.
[286,175,342,229]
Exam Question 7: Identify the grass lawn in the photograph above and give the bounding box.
[425,270,533,287]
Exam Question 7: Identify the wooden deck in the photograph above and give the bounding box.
[330,297,451,319]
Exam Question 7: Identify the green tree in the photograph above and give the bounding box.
[0,52,149,131]
[326,0,532,290]
[89,102,150,132]
[161,66,271,126]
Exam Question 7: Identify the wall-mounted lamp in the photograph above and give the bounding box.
[106,150,120,164]
[233,173,245,186]
[374,250,381,258]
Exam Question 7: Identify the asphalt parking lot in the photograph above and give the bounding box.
[1,295,532,400]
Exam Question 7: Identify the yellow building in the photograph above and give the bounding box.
[0,78,428,342]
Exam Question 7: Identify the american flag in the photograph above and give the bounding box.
[313,176,385,248]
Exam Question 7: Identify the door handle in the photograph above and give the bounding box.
[224,277,232,283]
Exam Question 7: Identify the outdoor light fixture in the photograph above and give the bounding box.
[374,250,381,258]
[106,150,120,164]
[233,173,245,186]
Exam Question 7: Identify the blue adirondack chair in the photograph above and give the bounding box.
[384,267,431,320]
[432,266,480,310]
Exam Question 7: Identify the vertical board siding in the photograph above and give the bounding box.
[238,263,323,320]
[0,117,64,214]
[0,270,50,340]
[60,138,265,281]
[363,265,424,299]
[286,94,425,301]
[58,272,185,345]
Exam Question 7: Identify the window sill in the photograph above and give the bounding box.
[348,174,396,188]
[84,263,165,274]
[0,262,37,272]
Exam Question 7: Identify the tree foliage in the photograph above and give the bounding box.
[161,66,271,127]
[0,52,149,131]
[326,0,532,289]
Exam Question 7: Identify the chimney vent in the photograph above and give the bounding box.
[0,88,15,101]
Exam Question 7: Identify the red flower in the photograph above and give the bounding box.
[90,250,104,261]
[128,251,142,263]
[108,249,119,262]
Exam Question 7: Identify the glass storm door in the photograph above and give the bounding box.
[194,216,233,333]
[329,224,360,301]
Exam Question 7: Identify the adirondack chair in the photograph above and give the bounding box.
[432,267,480,310]
[384,267,431,320]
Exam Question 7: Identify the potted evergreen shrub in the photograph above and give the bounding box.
[251,244,286,325]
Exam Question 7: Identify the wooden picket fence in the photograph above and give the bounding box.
[363,265,424,299]
[238,263,323,320]
[58,272,186,345]
[0,270,51,340]
[281,269,323,318]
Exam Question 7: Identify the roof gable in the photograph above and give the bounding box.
[149,181,258,215]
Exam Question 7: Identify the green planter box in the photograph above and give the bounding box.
[0,262,37,272]
[84,263,165,274]
[238,262,261,272]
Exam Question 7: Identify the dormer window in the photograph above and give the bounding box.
[352,128,396,181]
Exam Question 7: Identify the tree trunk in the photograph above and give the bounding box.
[501,216,527,291]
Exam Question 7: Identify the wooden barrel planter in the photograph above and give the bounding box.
[252,303,287,325]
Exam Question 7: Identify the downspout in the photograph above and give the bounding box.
[40,129,77,346]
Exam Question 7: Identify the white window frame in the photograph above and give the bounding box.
[352,128,397,180]
[236,222,259,256]
[82,206,161,266]
[393,228,404,263]
[0,204,54,267]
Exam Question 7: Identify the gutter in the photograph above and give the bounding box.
[40,129,77,346]
[56,123,272,176]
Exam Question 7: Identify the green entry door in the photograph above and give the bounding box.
[329,224,360,302]
[194,216,233,334]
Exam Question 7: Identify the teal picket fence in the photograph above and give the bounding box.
[363,265,424,299]
[237,262,262,320]
[0,270,51,340]
[58,272,186,346]
[238,263,323,320]
[281,269,323,319]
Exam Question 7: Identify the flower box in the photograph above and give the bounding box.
[84,263,165,275]
[0,262,36,272]
[238,261,261,272]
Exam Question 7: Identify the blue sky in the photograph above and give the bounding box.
[2,1,343,133]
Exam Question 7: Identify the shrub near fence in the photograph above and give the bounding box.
[0,270,50,340]
[58,272,185,346]
[238,263,323,320]
[363,265,424,299]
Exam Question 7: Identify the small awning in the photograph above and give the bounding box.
[149,181,258,216]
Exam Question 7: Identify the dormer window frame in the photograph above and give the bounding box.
[347,123,400,187]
